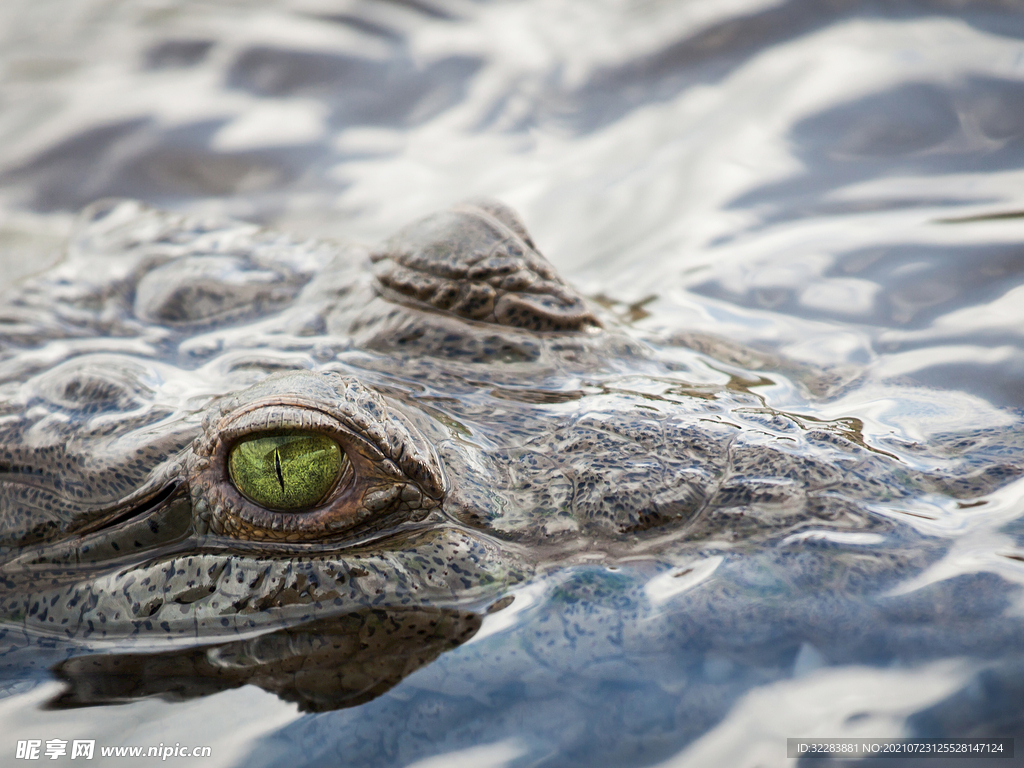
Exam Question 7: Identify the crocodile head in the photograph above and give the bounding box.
[0,200,1013,710]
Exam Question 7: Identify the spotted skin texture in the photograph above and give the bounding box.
[0,199,1020,709]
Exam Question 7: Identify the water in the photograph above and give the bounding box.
[2,1,1024,766]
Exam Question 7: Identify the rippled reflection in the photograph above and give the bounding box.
[2,1,1024,767]
[48,609,481,713]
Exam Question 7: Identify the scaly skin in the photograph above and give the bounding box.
[0,199,1018,709]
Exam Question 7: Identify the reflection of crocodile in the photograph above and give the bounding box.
[0,200,1016,709]
[49,608,482,712]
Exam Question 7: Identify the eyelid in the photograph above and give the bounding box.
[213,400,438,492]
[219,405,387,465]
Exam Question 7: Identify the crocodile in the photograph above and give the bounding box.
[0,199,1018,711]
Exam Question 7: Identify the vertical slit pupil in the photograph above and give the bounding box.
[229,432,344,511]
[274,448,285,491]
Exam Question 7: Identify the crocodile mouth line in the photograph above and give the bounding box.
[69,482,184,537]
[190,513,463,558]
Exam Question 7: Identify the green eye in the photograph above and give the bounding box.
[228,432,344,511]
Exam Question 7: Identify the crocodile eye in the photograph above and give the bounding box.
[228,433,344,511]
[189,373,445,541]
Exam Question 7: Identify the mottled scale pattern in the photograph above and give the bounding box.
[0,197,335,374]
[0,527,523,642]
[437,387,1010,548]
[0,354,197,547]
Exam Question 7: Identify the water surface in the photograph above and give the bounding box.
[2,1,1024,766]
